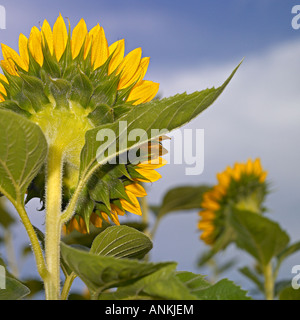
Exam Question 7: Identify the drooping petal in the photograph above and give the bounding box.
[138,157,167,170]
[120,190,142,216]
[125,57,150,88]
[90,212,103,228]
[135,167,162,183]
[127,80,159,105]
[71,18,88,59]
[117,47,142,89]
[125,183,147,197]
[0,60,17,75]
[0,73,8,96]
[53,13,68,61]
[1,43,28,71]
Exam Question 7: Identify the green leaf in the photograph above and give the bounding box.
[239,266,264,292]
[194,279,251,300]
[277,241,300,267]
[60,241,174,297]
[279,286,300,300]
[230,209,290,266]
[175,271,211,292]
[79,63,241,187]
[99,265,197,300]
[154,185,211,219]
[0,109,48,204]
[90,225,152,259]
[0,275,30,300]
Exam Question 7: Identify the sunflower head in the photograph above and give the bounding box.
[198,158,268,246]
[0,14,165,233]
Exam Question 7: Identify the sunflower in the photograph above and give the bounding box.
[198,158,268,245]
[0,14,166,232]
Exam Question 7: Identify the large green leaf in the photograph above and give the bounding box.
[60,241,174,298]
[90,225,152,259]
[78,63,241,188]
[239,266,264,292]
[99,265,197,300]
[152,185,211,219]
[193,278,251,300]
[279,286,300,300]
[0,275,30,300]
[0,109,47,204]
[276,241,300,268]
[231,209,290,266]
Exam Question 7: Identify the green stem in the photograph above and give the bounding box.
[14,201,48,280]
[263,262,274,300]
[44,145,64,300]
[150,217,161,240]
[61,272,76,300]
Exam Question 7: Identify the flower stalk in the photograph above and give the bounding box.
[44,145,64,300]
[263,262,274,300]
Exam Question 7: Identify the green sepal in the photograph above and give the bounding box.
[87,104,114,126]
[19,73,50,112]
[70,71,93,108]
[49,78,71,108]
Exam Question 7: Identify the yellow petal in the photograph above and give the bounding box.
[259,171,268,183]
[117,47,142,89]
[28,26,44,67]
[217,171,230,188]
[0,93,5,102]
[245,159,253,175]
[111,204,125,216]
[90,212,103,228]
[84,24,100,60]
[41,20,53,55]
[199,210,216,220]
[135,167,162,183]
[198,220,214,230]
[201,199,220,211]
[108,39,125,74]
[123,56,150,88]
[253,158,263,176]
[110,212,120,225]
[125,183,147,197]
[53,14,68,61]
[127,80,159,105]
[0,73,8,84]
[120,191,142,216]
[1,43,28,71]
[126,57,150,86]
[71,18,88,59]
[73,216,87,234]
[0,73,7,96]
[18,34,29,69]
[91,26,109,70]
[138,157,167,170]
[1,59,18,76]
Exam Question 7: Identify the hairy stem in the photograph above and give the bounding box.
[44,146,63,300]
[61,272,77,300]
[13,201,48,280]
[263,262,274,300]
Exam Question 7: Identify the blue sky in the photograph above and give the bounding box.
[0,0,300,298]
